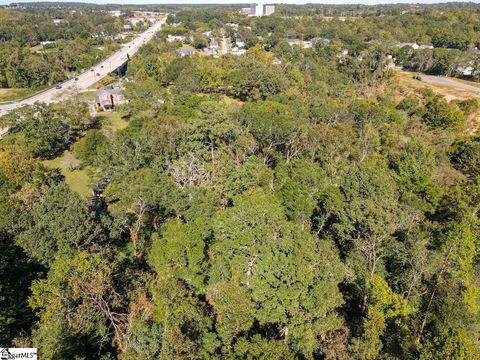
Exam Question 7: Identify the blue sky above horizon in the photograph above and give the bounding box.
[1,0,478,6]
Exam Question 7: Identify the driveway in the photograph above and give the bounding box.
[221,32,229,55]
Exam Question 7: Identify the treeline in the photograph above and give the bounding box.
[127,39,392,100]
[395,47,480,79]
[170,5,480,51]
[1,27,479,359]
[0,8,124,46]
[246,10,480,51]
[0,39,120,88]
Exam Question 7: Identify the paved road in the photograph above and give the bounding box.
[0,17,166,118]
[221,32,228,55]
[421,75,480,94]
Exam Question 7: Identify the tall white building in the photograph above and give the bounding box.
[264,4,275,16]
[243,3,275,17]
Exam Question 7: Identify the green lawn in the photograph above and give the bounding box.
[88,75,117,90]
[43,151,94,198]
[41,111,127,197]
[98,111,129,133]
[40,105,127,198]
[0,86,48,102]
[77,90,97,102]
[30,44,43,53]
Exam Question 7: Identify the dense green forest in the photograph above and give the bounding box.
[1,3,480,360]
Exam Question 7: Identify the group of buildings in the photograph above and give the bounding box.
[240,3,275,17]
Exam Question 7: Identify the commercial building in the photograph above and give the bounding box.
[240,3,275,17]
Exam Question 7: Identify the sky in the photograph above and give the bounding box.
[0,0,477,6]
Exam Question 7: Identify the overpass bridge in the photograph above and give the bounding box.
[0,17,166,120]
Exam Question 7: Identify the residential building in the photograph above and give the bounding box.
[95,86,127,111]
[287,38,296,46]
[176,47,196,57]
[302,41,313,49]
[235,39,245,48]
[167,34,187,43]
[397,42,433,50]
[459,65,474,76]
[109,10,122,17]
[232,47,246,56]
[226,23,239,30]
[210,38,219,52]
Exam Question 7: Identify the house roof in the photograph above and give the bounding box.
[96,85,123,97]
[176,47,196,56]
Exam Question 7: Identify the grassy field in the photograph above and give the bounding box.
[43,151,94,198]
[77,90,97,102]
[41,107,128,197]
[98,111,129,133]
[0,87,48,102]
[30,44,43,53]
[88,75,117,90]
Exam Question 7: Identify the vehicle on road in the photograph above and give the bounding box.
[90,68,94,72]
[55,85,62,89]
[96,73,100,77]
[100,65,104,68]
[74,77,79,81]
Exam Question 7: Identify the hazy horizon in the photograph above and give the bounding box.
[2,0,480,6]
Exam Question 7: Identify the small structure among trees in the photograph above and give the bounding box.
[88,177,111,211]
[95,86,128,111]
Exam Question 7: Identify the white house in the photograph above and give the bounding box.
[235,39,245,48]
[232,48,246,56]
[109,10,122,17]
[210,38,219,50]
[176,47,196,57]
[167,34,187,43]
[226,23,239,30]
[459,65,474,76]
[302,41,313,49]
[397,42,433,50]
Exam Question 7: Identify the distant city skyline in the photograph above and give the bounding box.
[1,0,479,5]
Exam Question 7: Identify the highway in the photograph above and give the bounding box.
[0,17,166,118]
